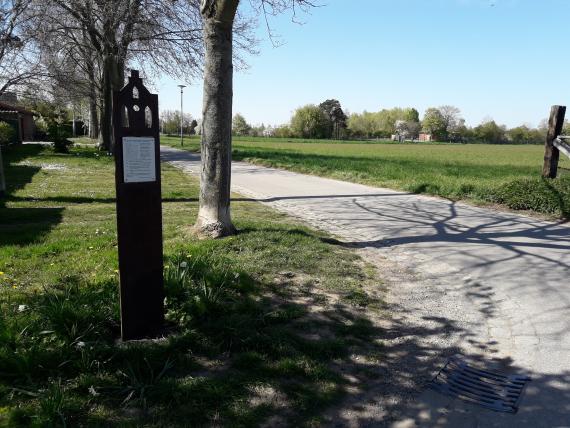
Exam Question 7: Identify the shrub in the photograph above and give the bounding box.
[34,117,48,140]
[488,177,570,217]
[47,120,73,153]
[0,121,17,145]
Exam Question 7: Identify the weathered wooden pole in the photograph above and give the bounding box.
[0,146,6,197]
[542,105,566,179]
[113,70,164,340]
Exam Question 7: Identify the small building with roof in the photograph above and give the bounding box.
[0,100,35,142]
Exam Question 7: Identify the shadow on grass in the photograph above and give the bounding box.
[2,241,570,426]
[0,145,65,244]
[0,207,64,246]
[4,195,201,205]
[0,248,385,426]
[1,144,45,203]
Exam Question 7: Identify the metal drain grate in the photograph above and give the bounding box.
[429,355,531,413]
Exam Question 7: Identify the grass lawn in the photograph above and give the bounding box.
[161,136,570,218]
[0,143,384,427]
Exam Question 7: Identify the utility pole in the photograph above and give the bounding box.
[178,84,186,146]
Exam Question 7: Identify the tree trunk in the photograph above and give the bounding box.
[89,97,99,139]
[0,146,6,198]
[195,0,239,238]
[87,63,99,139]
[98,53,124,153]
[98,54,113,152]
[97,101,105,149]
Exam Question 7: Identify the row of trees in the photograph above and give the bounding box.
[160,110,198,135]
[348,107,420,139]
[232,99,349,139]
[231,113,272,137]
[233,102,560,144]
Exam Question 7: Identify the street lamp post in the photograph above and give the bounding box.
[178,84,186,146]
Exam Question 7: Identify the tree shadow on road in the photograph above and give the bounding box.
[310,198,570,426]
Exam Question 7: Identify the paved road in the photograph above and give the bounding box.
[161,146,570,427]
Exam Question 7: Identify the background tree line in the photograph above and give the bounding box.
[160,110,198,136]
[233,102,568,144]
[232,99,349,139]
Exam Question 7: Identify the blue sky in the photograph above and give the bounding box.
[155,0,570,128]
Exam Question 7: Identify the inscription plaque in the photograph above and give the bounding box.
[122,137,156,183]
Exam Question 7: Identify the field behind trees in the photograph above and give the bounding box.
[162,136,570,218]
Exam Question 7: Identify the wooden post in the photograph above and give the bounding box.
[0,146,6,197]
[543,105,566,179]
[113,70,164,340]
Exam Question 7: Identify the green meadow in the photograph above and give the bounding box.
[162,136,570,217]
[0,143,383,427]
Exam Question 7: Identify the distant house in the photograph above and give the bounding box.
[0,100,35,142]
[418,133,433,142]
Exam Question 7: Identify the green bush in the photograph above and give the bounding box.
[34,117,48,140]
[0,121,17,145]
[488,177,570,217]
[47,121,73,153]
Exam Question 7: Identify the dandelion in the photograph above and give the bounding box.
[12,285,17,289]
[50,263,55,266]
[180,261,188,268]
[114,269,119,274]
[186,254,192,258]
[0,272,4,276]
[88,246,94,250]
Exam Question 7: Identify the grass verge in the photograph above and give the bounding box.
[0,143,384,427]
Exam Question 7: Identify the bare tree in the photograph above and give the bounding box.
[32,0,227,151]
[438,105,462,136]
[195,0,315,238]
[0,0,42,95]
